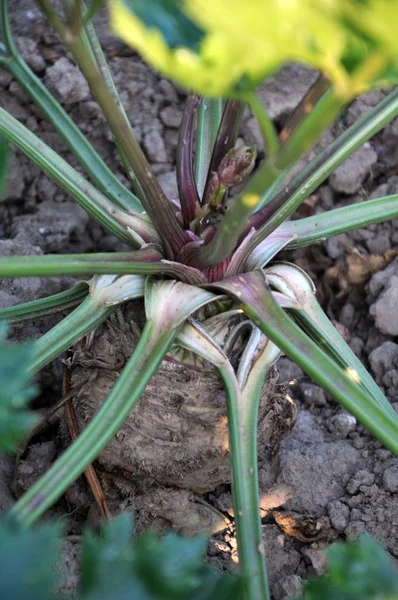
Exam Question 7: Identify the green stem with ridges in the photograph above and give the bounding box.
[11,279,217,527]
[11,321,178,527]
[230,335,281,600]
[195,98,222,198]
[220,366,270,600]
[0,282,89,323]
[249,87,398,245]
[293,305,397,419]
[67,34,188,253]
[223,272,398,454]
[0,253,207,283]
[81,3,142,197]
[275,91,342,169]
[29,294,113,374]
[35,0,187,254]
[257,171,287,211]
[283,193,398,248]
[0,0,16,55]
[178,322,271,600]
[264,262,396,419]
[245,93,279,157]
[0,109,137,245]
[0,1,141,212]
[193,92,344,267]
[279,74,331,147]
[0,133,8,196]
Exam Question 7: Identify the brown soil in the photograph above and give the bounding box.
[1,2,398,598]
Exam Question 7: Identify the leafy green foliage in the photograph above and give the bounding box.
[1,512,396,600]
[0,323,37,453]
[0,513,242,600]
[111,0,398,98]
[300,535,398,600]
[0,517,61,600]
[79,513,134,599]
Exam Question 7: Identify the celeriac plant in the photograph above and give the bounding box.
[0,330,396,600]
[1,1,398,598]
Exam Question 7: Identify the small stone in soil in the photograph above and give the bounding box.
[301,383,327,407]
[327,499,350,532]
[45,58,90,104]
[370,275,398,336]
[329,145,377,195]
[277,358,304,384]
[302,547,328,576]
[13,441,57,497]
[160,105,182,128]
[369,341,398,380]
[383,465,398,493]
[261,525,301,588]
[273,574,303,600]
[328,412,356,438]
[157,170,178,201]
[346,469,376,495]
[16,36,46,72]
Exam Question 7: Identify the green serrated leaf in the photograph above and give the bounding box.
[135,533,208,597]
[0,516,61,600]
[0,325,37,453]
[133,530,242,600]
[79,513,242,600]
[80,514,135,600]
[300,534,398,600]
[0,509,241,599]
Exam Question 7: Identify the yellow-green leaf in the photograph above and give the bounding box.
[110,0,250,95]
[110,0,398,99]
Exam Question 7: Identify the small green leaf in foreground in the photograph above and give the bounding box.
[0,323,37,453]
[0,512,241,599]
[80,513,242,599]
[300,534,398,600]
[0,517,61,600]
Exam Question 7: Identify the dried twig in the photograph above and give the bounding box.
[63,367,112,521]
